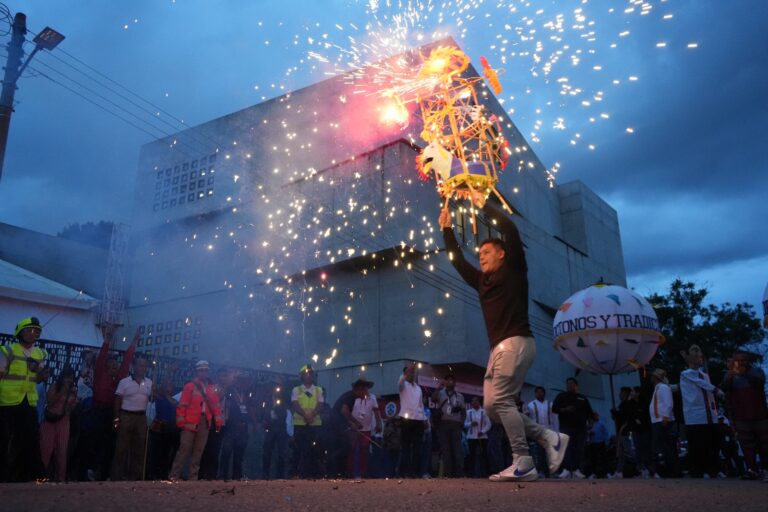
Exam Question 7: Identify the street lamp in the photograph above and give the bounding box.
[0,15,65,181]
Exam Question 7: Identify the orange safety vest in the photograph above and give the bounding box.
[175,378,223,432]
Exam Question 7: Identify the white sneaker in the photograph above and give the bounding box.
[572,469,586,479]
[558,469,572,479]
[608,471,622,479]
[653,473,661,479]
[703,473,711,479]
[538,429,570,474]
[489,455,538,482]
[716,472,727,479]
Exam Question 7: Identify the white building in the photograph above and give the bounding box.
[124,40,630,417]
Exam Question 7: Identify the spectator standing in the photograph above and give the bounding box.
[680,344,724,478]
[720,351,768,481]
[219,374,255,480]
[199,367,231,480]
[465,396,492,477]
[609,387,634,479]
[585,412,609,478]
[89,331,138,480]
[630,386,654,478]
[553,377,593,478]
[169,360,223,481]
[0,317,49,482]
[383,416,403,478]
[291,364,324,478]
[439,195,568,482]
[526,386,558,477]
[112,357,152,480]
[261,385,291,479]
[147,377,180,480]
[431,372,467,477]
[648,368,674,478]
[350,378,380,479]
[39,366,78,481]
[329,378,372,478]
[398,362,427,477]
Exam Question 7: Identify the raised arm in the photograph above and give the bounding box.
[440,208,481,288]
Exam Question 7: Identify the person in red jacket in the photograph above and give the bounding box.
[168,360,223,481]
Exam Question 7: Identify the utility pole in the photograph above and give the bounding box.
[0,11,64,182]
[0,12,26,182]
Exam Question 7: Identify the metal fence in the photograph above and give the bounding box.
[0,333,288,390]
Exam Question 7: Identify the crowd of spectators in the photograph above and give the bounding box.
[1,319,766,483]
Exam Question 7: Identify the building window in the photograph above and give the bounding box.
[150,153,217,212]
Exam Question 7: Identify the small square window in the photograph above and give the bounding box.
[172,346,180,356]
[156,171,163,180]
[171,187,178,195]
[198,192,205,199]
[191,160,198,169]
[175,320,183,329]
[207,177,215,186]
[192,343,199,353]
[174,166,180,175]
[190,170,197,179]
[170,199,177,207]
[184,331,191,340]
[174,333,181,342]
[137,338,144,347]
[182,345,189,354]
[164,335,171,344]
[163,347,170,356]
[198,179,205,188]
[165,321,173,330]
[181,173,188,183]
[188,193,195,202]
[182,163,189,171]
[139,326,146,334]
[200,156,207,165]
[157,323,163,332]
[172,177,179,185]
[180,184,187,193]
[200,170,206,177]
[161,201,168,210]
[179,196,186,205]
[207,189,213,196]
[155,182,162,191]
[153,203,159,211]
[145,349,152,356]
[146,337,153,346]
[162,190,169,199]
[189,182,196,191]
[194,330,201,339]
[164,178,171,188]
[165,168,172,177]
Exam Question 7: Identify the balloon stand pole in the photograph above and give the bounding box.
[609,374,616,410]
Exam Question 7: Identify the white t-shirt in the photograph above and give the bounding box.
[115,376,152,412]
[465,407,492,439]
[649,383,674,424]
[398,375,426,421]
[352,393,379,432]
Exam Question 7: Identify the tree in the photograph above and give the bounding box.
[57,221,114,249]
[646,279,766,380]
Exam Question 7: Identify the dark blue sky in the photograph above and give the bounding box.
[0,0,766,312]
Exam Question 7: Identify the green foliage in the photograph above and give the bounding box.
[646,279,765,381]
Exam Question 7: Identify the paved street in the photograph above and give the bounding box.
[2,478,765,512]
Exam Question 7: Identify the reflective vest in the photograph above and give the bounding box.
[175,378,223,432]
[292,385,322,426]
[0,343,47,406]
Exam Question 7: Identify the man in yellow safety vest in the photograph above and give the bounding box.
[0,317,50,482]
[291,364,325,477]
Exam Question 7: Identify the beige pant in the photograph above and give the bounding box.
[483,336,546,456]
[169,415,209,480]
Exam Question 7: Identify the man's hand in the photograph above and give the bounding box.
[438,208,452,229]
[468,189,486,209]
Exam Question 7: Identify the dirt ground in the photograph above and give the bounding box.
[1,478,765,512]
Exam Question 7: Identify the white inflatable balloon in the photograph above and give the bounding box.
[553,282,665,374]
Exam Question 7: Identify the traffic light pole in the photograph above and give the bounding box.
[0,12,27,182]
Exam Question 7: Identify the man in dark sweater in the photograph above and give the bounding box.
[439,194,568,482]
[552,377,593,478]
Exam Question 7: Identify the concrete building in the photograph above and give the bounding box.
[125,40,629,418]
